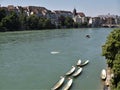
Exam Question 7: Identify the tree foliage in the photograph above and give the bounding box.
[0,8,6,21]
[58,15,66,27]
[19,13,27,30]
[26,15,39,30]
[58,15,75,28]
[102,29,120,67]
[0,11,56,31]
[0,12,20,31]
[64,16,74,28]
[102,29,120,89]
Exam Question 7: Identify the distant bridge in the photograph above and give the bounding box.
[102,24,120,28]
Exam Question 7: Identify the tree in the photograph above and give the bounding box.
[37,17,45,29]
[42,18,55,29]
[64,16,74,28]
[19,13,27,30]
[0,8,6,21]
[0,8,7,31]
[113,53,120,87]
[73,22,77,28]
[116,82,120,90]
[58,15,66,27]
[102,29,120,68]
[1,12,20,31]
[102,29,120,89]
[26,15,39,30]
[0,22,6,32]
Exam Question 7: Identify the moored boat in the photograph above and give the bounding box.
[51,76,65,90]
[62,78,73,90]
[81,60,89,66]
[73,67,83,77]
[76,59,82,66]
[66,66,76,76]
[101,69,107,80]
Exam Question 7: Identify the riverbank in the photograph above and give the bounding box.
[103,67,111,90]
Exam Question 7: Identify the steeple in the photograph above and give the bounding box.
[73,8,77,17]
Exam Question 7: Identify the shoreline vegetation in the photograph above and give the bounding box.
[102,29,120,90]
[0,7,88,32]
[0,5,120,32]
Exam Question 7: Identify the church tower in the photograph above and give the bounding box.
[73,8,77,17]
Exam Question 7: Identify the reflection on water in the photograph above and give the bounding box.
[0,30,72,45]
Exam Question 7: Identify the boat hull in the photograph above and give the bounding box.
[77,59,82,66]
[62,78,73,90]
[51,76,65,90]
[66,66,76,76]
[80,60,89,66]
[73,67,82,77]
[101,69,107,80]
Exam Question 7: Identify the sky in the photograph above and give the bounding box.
[0,0,120,16]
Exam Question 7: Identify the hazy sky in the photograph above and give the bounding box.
[0,0,120,16]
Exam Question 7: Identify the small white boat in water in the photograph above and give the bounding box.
[77,59,82,66]
[73,67,82,77]
[101,69,107,80]
[81,60,89,66]
[51,51,60,54]
[51,76,65,90]
[62,78,73,90]
[66,66,76,76]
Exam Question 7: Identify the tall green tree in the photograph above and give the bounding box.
[102,29,120,68]
[26,15,39,30]
[58,15,66,27]
[64,16,74,28]
[19,13,27,30]
[113,53,120,87]
[0,8,6,21]
[102,29,120,89]
[0,8,7,31]
[38,17,44,29]
[42,18,55,29]
[1,12,20,31]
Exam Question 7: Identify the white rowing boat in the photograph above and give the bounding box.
[66,66,76,76]
[81,60,89,66]
[62,78,73,90]
[73,67,82,77]
[101,69,107,80]
[51,76,65,90]
[51,51,60,54]
[76,59,82,66]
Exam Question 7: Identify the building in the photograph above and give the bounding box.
[98,14,119,25]
[73,8,87,24]
[54,10,73,18]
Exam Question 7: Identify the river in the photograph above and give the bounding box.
[0,28,113,90]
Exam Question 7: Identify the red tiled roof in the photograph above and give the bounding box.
[77,12,85,17]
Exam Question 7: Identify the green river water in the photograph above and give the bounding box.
[0,28,113,90]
